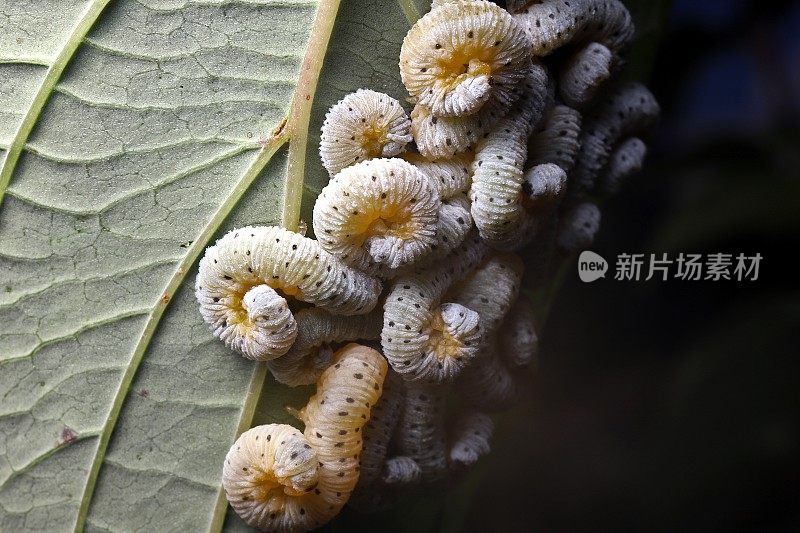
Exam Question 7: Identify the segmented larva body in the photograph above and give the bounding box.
[512,0,635,58]
[448,253,524,339]
[573,83,660,194]
[402,152,473,199]
[498,296,539,368]
[222,344,387,532]
[397,382,449,482]
[195,226,382,361]
[599,136,647,195]
[448,411,494,469]
[458,336,528,411]
[349,371,420,512]
[469,66,551,250]
[382,235,490,383]
[266,308,382,386]
[313,158,440,276]
[400,0,532,117]
[556,201,602,253]
[319,89,413,177]
[559,42,614,108]
[528,104,583,172]
[354,370,404,488]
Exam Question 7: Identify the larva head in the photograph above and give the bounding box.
[601,137,647,195]
[448,410,494,469]
[382,456,422,486]
[521,163,567,214]
[222,424,318,531]
[215,284,298,361]
[557,201,602,253]
[400,0,532,117]
[320,89,412,176]
[499,296,539,368]
[559,42,614,109]
[313,158,441,275]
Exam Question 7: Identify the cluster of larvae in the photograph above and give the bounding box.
[196,1,659,531]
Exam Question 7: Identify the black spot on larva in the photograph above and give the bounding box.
[266,434,271,441]
[339,411,349,416]
[354,373,363,379]
[291,452,298,459]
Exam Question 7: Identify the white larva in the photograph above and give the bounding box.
[313,158,441,276]
[556,201,602,253]
[458,336,529,411]
[599,136,648,195]
[498,296,539,368]
[402,152,473,200]
[573,82,660,194]
[195,226,382,361]
[382,233,490,383]
[266,307,382,386]
[559,42,614,109]
[512,0,635,58]
[448,410,494,469]
[396,382,449,482]
[222,343,387,532]
[400,0,532,117]
[319,89,412,176]
[528,104,583,172]
[447,252,524,340]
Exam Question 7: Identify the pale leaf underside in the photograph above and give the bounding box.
[0,0,424,531]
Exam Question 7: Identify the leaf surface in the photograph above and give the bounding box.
[0,0,422,530]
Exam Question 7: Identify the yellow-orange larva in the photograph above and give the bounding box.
[222,344,387,532]
[400,0,532,117]
[319,89,413,176]
[313,158,440,276]
[266,307,382,386]
[195,226,382,361]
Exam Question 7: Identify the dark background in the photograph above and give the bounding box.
[335,1,800,531]
[467,0,800,530]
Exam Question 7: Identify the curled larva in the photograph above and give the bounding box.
[319,89,412,176]
[458,336,528,411]
[556,201,602,253]
[448,411,494,469]
[195,226,382,361]
[559,42,614,109]
[223,343,386,532]
[382,234,490,383]
[600,137,647,195]
[400,0,532,117]
[266,308,381,386]
[573,83,660,194]
[448,253,524,339]
[468,66,552,250]
[402,152,473,199]
[498,296,539,368]
[313,158,440,275]
[527,104,583,172]
[512,0,634,58]
[397,382,448,482]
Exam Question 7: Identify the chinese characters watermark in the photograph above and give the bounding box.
[579,251,762,283]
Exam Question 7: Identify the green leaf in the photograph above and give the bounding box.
[0,0,424,530]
